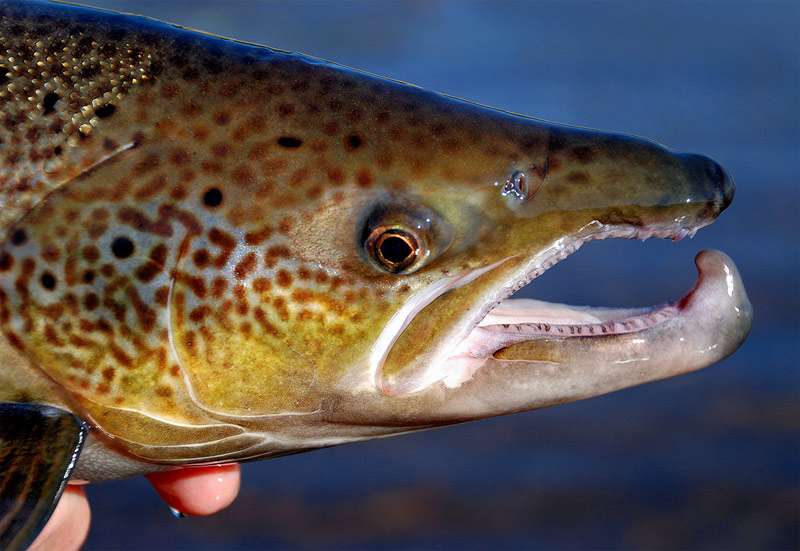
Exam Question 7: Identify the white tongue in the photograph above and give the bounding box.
[479,298,604,326]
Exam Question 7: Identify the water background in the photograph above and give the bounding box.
[79,1,799,549]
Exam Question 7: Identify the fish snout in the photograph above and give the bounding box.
[680,153,735,217]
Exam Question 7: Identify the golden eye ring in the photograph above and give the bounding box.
[366,227,422,273]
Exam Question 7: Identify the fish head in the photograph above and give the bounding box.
[189,83,749,431]
[348,121,739,397]
[0,8,750,460]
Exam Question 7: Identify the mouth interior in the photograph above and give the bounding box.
[478,298,679,335]
[441,222,706,384]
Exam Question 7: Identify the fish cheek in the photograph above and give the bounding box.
[166,224,390,416]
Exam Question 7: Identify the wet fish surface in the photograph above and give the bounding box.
[0,1,751,548]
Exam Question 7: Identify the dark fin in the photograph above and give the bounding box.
[0,403,87,551]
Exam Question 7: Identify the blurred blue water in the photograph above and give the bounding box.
[80,1,799,549]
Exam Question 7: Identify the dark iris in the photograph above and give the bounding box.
[111,236,134,259]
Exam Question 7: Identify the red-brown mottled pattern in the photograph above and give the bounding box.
[0,0,568,461]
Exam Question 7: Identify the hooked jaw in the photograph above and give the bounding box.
[435,249,751,418]
[363,145,751,423]
[363,246,752,425]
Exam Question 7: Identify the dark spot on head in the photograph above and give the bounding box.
[277,136,303,148]
[203,57,223,75]
[202,187,223,207]
[40,272,56,290]
[277,103,295,116]
[548,134,568,153]
[82,245,100,263]
[75,36,95,57]
[131,131,145,147]
[276,270,292,287]
[211,143,229,157]
[182,67,200,81]
[567,171,590,184]
[213,111,230,126]
[10,229,26,246]
[84,293,99,310]
[108,28,128,41]
[82,270,95,284]
[53,145,63,156]
[95,104,116,119]
[193,249,210,268]
[570,146,596,164]
[148,61,163,76]
[80,64,100,78]
[345,133,362,150]
[521,136,543,150]
[0,253,13,271]
[111,236,134,259]
[357,169,373,187]
[42,92,59,115]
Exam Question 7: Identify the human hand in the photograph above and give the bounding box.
[29,464,241,550]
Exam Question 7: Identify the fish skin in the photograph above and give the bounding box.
[0,1,749,474]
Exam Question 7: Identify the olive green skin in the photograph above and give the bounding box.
[0,1,739,478]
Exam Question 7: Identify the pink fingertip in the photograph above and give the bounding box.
[147,463,241,516]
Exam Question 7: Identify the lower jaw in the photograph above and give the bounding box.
[439,247,745,389]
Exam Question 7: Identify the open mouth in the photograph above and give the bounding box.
[373,213,751,400]
[435,220,750,389]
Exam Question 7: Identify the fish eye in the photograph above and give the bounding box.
[366,226,424,273]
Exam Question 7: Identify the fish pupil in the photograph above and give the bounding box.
[379,234,414,264]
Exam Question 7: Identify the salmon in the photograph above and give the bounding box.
[0,2,751,548]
